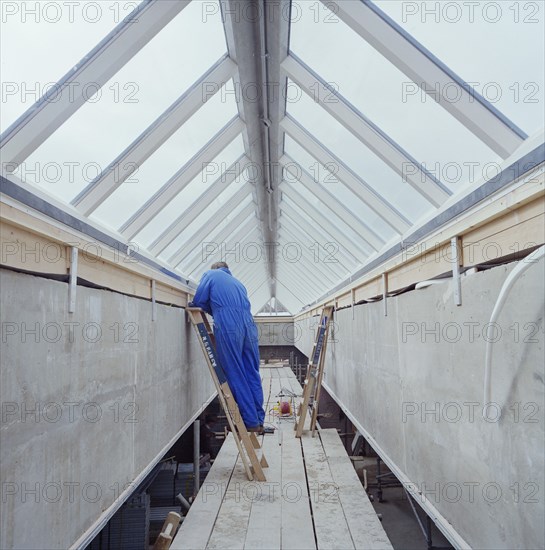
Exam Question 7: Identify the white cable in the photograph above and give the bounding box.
[483,246,545,418]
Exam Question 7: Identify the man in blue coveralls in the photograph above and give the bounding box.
[190,262,265,432]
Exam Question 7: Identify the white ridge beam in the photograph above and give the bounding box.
[319,0,526,158]
[0,0,192,166]
[281,55,451,207]
[120,116,244,239]
[73,56,237,215]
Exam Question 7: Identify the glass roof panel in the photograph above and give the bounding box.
[160,193,254,265]
[15,0,227,202]
[190,227,262,281]
[1,1,140,133]
[90,83,240,233]
[280,187,374,259]
[374,0,545,136]
[286,85,430,221]
[279,211,353,278]
[284,135,398,242]
[279,207,358,271]
[289,2,500,187]
[128,135,246,250]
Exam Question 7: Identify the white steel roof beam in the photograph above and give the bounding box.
[0,0,192,166]
[278,217,349,284]
[120,116,245,239]
[280,181,378,257]
[276,264,320,303]
[320,0,526,158]
[189,226,261,280]
[192,186,254,245]
[281,154,385,250]
[279,215,352,281]
[149,155,251,256]
[73,56,238,215]
[281,114,410,233]
[236,260,268,291]
[170,200,255,268]
[281,55,451,207]
[182,211,257,278]
[185,223,256,277]
[279,201,360,267]
[171,188,254,269]
[185,211,260,277]
[279,204,359,270]
[280,232,338,292]
[275,280,307,311]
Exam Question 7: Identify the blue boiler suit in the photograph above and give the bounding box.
[192,267,265,429]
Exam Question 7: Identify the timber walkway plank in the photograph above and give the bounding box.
[171,363,392,550]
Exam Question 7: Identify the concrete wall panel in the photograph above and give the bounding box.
[0,269,214,549]
[295,259,544,549]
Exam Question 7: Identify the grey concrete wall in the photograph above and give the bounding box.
[0,269,215,549]
[295,259,544,549]
[255,319,296,347]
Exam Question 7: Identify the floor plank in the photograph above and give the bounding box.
[319,429,393,550]
[301,432,355,550]
[172,364,392,550]
[206,458,253,550]
[171,436,239,550]
[280,434,316,550]
[243,434,282,549]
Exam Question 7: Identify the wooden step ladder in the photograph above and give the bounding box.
[186,307,268,481]
[294,305,334,438]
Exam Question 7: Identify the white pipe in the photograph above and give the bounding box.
[483,246,544,415]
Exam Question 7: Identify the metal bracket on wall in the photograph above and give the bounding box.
[151,279,157,322]
[450,236,462,306]
[382,272,388,316]
[68,246,78,314]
